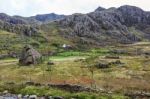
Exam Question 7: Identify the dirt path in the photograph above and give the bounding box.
[0,59,18,66]
[49,56,87,62]
[0,56,87,66]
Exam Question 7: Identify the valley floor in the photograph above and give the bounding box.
[0,42,150,99]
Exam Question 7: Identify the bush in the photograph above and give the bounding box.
[30,41,40,48]
[20,86,48,96]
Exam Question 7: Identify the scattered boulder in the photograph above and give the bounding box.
[47,61,54,65]
[0,54,8,59]
[18,94,22,99]
[95,63,110,69]
[5,82,15,85]
[47,84,97,92]
[34,83,42,86]
[19,45,42,65]
[144,51,150,55]
[25,81,35,85]
[48,96,53,99]
[95,60,124,69]
[125,91,150,99]
[29,95,37,99]
[111,49,127,54]
[0,52,18,59]
[109,60,123,65]
[23,95,29,99]
[3,90,8,94]
[145,55,149,59]
[8,51,18,58]
[53,96,64,99]
[25,81,44,86]
[105,55,120,59]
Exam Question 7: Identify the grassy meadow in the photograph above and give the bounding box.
[0,41,150,98]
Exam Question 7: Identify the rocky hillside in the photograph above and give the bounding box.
[58,5,150,45]
[0,13,65,36]
[0,5,150,47]
[0,13,65,24]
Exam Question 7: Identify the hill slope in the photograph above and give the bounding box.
[0,5,150,51]
[57,5,150,45]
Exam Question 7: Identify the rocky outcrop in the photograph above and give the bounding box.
[0,13,28,24]
[0,13,65,36]
[47,84,98,92]
[125,91,150,99]
[58,5,150,45]
[0,20,39,36]
[95,7,106,12]
[60,13,100,38]
[117,5,150,26]
[19,45,42,65]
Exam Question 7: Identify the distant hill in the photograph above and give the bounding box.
[0,13,66,36]
[0,13,66,24]
[30,13,65,23]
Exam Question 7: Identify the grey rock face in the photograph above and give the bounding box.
[60,13,100,38]
[58,5,150,44]
[31,13,65,22]
[19,45,42,65]
[0,13,28,24]
[0,13,65,36]
[95,7,106,12]
[117,5,150,26]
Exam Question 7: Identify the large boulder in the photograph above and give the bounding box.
[19,45,42,65]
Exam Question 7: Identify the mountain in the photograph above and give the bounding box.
[118,5,150,26]
[0,5,150,47]
[56,5,150,45]
[0,13,66,24]
[30,13,65,23]
[0,13,28,24]
[95,7,106,12]
[0,13,66,36]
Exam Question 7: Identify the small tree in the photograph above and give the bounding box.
[46,60,54,82]
[85,56,99,89]
[87,65,96,88]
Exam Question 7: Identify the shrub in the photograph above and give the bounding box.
[20,86,48,96]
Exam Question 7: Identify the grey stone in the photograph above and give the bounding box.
[29,95,37,99]
[19,45,42,65]
[53,96,64,99]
